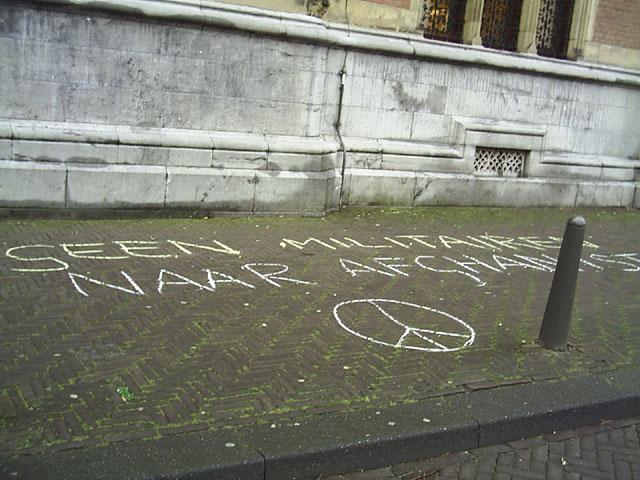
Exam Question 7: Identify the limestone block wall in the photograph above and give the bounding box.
[0,0,639,214]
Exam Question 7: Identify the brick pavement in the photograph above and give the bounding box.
[0,207,639,470]
[326,416,640,479]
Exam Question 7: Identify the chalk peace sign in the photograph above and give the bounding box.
[333,299,475,352]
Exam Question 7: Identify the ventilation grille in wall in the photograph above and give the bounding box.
[474,147,526,177]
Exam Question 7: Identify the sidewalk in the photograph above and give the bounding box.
[326,416,640,479]
[1,207,639,479]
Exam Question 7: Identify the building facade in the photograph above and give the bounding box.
[0,0,639,213]
[218,0,640,70]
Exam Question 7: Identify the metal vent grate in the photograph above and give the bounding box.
[474,147,526,177]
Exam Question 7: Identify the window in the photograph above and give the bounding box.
[536,0,575,58]
[480,0,524,51]
[423,0,467,43]
[422,0,578,59]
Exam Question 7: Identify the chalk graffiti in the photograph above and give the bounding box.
[280,234,601,252]
[6,245,70,272]
[241,263,317,288]
[337,251,632,287]
[340,258,395,277]
[4,233,638,309]
[157,269,215,294]
[66,263,315,297]
[333,299,475,352]
[5,239,240,272]
[415,255,487,286]
[590,253,640,272]
[69,271,145,297]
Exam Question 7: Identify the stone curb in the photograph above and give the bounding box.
[3,367,638,480]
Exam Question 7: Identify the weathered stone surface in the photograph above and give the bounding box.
[0,119,12,138]
[326,168,342,210]
[322,152,341,171]
[116,126,213,149]
[575,182,629,207]
[253,170,333,213]
[210,131,268,152]
[599,166,636,182]
[414,175,579,207]
[345,152,383,170]
[0,139,12,160]
[117,145,211,168]
[344,169,416,206]
[469,177,578,207]
[410,113,453,143]
[413,174,474,206]
[621,183,636,207]
[266,152,326,172]
[264,135,338,155]
[341,106,414,140]
[9,120,117,144]
[12,140,118,164]
[66,165,166,207]
[532,163,604,181]
[382,154,468,174]
[165,167,256,211]
[0,160,66,207]
[212,150,268,170]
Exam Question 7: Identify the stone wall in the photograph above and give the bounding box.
[0,0,639,214]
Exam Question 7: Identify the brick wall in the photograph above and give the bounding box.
[592,0,640,50]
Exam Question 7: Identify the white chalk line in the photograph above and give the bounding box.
[333,299,475,353]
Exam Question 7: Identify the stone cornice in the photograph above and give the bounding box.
[35,0,640,87]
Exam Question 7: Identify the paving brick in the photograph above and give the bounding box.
[329,415,640,479]
[0,206,639,473]
[459,462,477,480]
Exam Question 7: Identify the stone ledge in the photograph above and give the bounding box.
[342,137,462,158]
[1,119,339,154]
[455,118,547,137]
[0,161,341,213]
[343,169,639,208]
[542,153,640,169]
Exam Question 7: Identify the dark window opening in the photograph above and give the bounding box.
[423,0,467,43]
[480,0,524,51]
[536,0,575,58]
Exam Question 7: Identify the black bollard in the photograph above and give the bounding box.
[538,216,586,351]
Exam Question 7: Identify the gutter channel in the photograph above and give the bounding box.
[335,52,348,211]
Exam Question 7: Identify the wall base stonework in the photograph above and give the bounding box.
[343,170,637,208]
[0,1,639,214]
